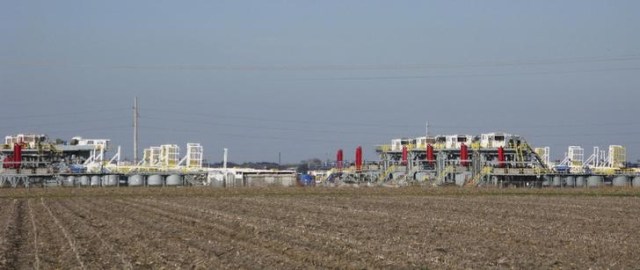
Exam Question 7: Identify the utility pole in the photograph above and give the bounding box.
[133,97,139,164]
[223,148,228,172]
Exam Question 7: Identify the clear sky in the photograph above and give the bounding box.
[1,0,639,164]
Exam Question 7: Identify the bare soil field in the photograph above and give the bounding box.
[1,187,639,269]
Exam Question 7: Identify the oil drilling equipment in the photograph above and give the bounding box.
[329,130,639,187]
[0,133,208,188]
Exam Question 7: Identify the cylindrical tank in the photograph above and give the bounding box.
[491,176,499,185]
[166,174,182,186]
[414,171,428,182]
[454,173,468,186]
[234,176,243,187]
[541,175,551,187]
[78,176,90,186]
[44,178,58,187]
[64,176,75,187]
[564,176,576,187]
[210,178,224,187]
[576,176,586,187]
[336,149,343,171]
[633,176,640,187]
[102,175,118,186]
[460,143,468,166]
[587,176,604,187]
[90,176,101,186]
[497,146,505,168]
[612,175,629,187]
[147,175,163,186]
[427,144,434,164]
[355,146,363,171]
[128,174,144,186]
[552,176,562,187]
[401,146,408,165]
[225,173,236,187]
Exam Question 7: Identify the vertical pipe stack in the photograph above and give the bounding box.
[13,143,22,169]
[426,144,434,164]
[355,146,363,171]
[497,146,505,168]
[336,149,343,172]
[401,146,408,165]
[460,143,468,166]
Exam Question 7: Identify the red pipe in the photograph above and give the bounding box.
[497,146,505,168]
[426,144,434,164]
[355,146,363,171]
[401,146,408,165]
[2,156,12,169]
[16,143,22,169]
[12,143,22,169]
[460,143,468,166]
[336,149,343,171]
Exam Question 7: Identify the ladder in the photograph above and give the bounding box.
[378,165,397,182]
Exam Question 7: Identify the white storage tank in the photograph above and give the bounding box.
[208,173,224,187]
[576,176,586,187]
[102,175,118,186]
[633,176,640,187]
[64,176,75,187]
[147,175,163,186]
[90,176,101,186]
[454,173,467,186]
[79,176,90,186]
[552,176,562,187]
[128,175,144,186]
[564,176,576,187]
[541,176,551,187]
[210,179,224,187]
[587,176,604,187]
[223,173,236,187]
[491,175,500,185]
[612,175,629,187]
[166,174,182,186]
[281,175,296,187]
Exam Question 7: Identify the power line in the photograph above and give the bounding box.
[6,54,640,71]
[141,108,639,131]
[141,115,404,137]
[0,108,129,120]
[43,125,131,137]
[0,116,128,130]
[142,108,416,129]
[138,125,371,145]
[300,66,640,81]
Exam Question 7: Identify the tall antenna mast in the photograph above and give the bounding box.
[133,97,139,164]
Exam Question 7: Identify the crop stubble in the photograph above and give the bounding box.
[0,187,639,269]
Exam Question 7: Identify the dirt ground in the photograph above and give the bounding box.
[1,187,639,269]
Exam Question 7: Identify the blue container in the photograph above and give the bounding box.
[299,174,315,186]
[69,164,86,173]
[554,165,570,174]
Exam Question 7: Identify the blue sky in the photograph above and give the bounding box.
[1,1,639,163]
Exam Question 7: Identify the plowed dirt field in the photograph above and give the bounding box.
[1,187,639,269]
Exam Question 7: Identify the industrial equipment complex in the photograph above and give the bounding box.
[1,130,639,188]
[368,132,637,187]
[0,133,296,188]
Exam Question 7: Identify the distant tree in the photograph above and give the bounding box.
[308,158,322,167]
[297,162,309,174]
